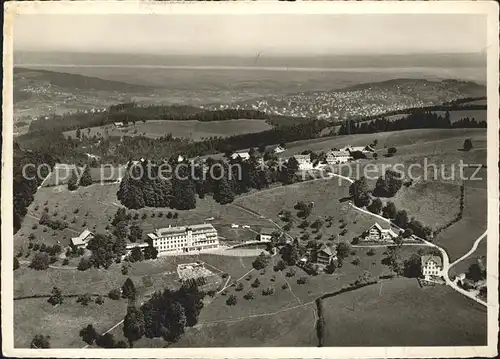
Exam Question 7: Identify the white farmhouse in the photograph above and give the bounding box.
[362,223,399,242]
[231,151,251,161]
[70,229,94,249]
[421,255,443,280]
[326,150,353,165]
[259,228,274,242]
[294,154,314,171]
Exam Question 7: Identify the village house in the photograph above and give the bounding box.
[341,145,375,154]
[421,255,443,280]
[326,150,353,165]
[316,245,337,266]
[70,229,94,249]
[362,223,399,242]
[147,223,219,256]
[113,122,127,128]
[294,154,314,171]
[231,151,251,161]
[268,144,286,154]
[259,228,274,242]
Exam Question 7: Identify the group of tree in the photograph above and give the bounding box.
[68,166,93,191]
[349,177,371,207]
[336,109,485,137]
[373,170,403,197]
[79,324,128,348]
[116,154,303,210]
[252,252,271,270]
[121,284,204,346]
[39,213,68,230]
[13,143,56,233]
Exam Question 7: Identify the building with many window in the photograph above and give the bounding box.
[147,224,219,255]
[362,223,399,242]
[421,255,443,280]
[294,154,314,171]
[326,150,353,165]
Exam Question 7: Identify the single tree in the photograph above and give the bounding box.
[79,324,99,345]
[129,247,145,262]
[79,166,93,187]
[226,294,237,306]
[48,286,64,306]
[123,306,145,346]
[30,252,50,270]
[121,278,137,300]
[463,138,473,151]
[31,334,51,348]
[68,170,79,191]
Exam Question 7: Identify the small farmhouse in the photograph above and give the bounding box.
[113,122,127,128]
[259,228,274,242]
[326,150,353,165]
[231,151,251,161]
[294,154,314,171]
[421,255,443,280]
[268,144,286,154]
[362,223,399,242]
[70,229,94,249]
[316,245,337,266]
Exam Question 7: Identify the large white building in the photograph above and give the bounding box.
[147,224,219,255]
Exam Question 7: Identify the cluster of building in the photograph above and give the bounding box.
[293,144,375,170]
[298,243,338,268]
[71,223,220,257]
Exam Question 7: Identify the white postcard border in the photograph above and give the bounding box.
[2,1,499,358]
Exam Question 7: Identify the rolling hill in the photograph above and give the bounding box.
[13,67,161,128]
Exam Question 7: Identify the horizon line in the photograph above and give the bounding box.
[13,64,487,72]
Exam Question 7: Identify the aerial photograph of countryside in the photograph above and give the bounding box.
[9,7,494,352]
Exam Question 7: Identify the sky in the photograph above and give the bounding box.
[14,14,487,56]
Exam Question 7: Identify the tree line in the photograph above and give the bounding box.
[13,143,56,233]
[337,109,485,136]
[117,156,301,210]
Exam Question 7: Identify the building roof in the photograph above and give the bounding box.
[231,151,250,159]
[260,228,274,236]
[71,229,93,246]
[327,150,351,157]
[421,255,443,268]
[318,246,336,257]
[125,242,149,249]
[149,223,216,239]
[294,155,311,161]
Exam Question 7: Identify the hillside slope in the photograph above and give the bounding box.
[13,67,160,124]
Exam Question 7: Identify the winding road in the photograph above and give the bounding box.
[323,172,488,307]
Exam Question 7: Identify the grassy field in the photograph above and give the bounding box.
[449,237,487,278]
[434,186,487,262]
[322,277,487,346]
[14,252,255,348]
[234,177,384,245]
[174,303,317,347]
[63,119,272,141]
[14,297,129,348]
